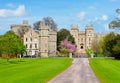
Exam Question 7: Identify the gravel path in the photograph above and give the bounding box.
[47,58,99,83]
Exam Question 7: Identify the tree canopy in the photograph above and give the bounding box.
[0,31,26,58]
[109,8,120,29]
[99,32,120,59]
[33,17,57,31]
[57,28,75,51]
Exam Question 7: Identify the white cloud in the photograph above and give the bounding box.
[77,12,86,20]
[101,15,108,21]
[89,6,96,10]
[0,5,26,17]
[6,3,15,8]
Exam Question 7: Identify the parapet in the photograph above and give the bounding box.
[85,25,94,30]
[71,25,79,30]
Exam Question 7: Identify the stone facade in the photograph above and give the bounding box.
[11,21,57,57]
[71,25,105,52]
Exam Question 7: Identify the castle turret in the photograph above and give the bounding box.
[39,23,49,57]
[49,29,57,56]
[85,25,94,49]
[70,25,79,51]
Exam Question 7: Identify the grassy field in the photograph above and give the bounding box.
[89,58,120,83]
[0,58,72,83]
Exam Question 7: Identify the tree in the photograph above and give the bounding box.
[0,31,26,60]
[43,17,57,31]
[57,28,75,51]
[60,38,76,57]
[109,8,120,29]
[61,39,76,53]
[91,39,99,53]
[33,21,42,30]
[99,32,120,59]
[33,17,57,31]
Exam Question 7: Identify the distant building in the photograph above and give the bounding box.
[70,25,105,52]
[11,21,57,57]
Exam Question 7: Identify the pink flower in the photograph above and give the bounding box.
[61,39,76,53]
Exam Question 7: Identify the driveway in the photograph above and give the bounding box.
[47,58,99,83]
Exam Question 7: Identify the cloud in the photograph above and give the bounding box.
[6,3,15,8]
[89,6,96,10]
[101,15,108,21]
[77,12,86,20]
[0,5,26,17]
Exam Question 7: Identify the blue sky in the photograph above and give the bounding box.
[0,0,120,35]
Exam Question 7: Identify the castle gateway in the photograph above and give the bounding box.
[70,25,104,52]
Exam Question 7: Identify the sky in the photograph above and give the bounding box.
[0,0,120,35]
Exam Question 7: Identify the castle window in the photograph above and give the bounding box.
[26,38,28,42]
[30,38,32,42]
[35,44,37,48]
[30,44,32,48]
[26,44,28,48]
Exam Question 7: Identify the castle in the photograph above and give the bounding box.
[11,20,105,57]
[70,25,105,52]
[11,20,57,57]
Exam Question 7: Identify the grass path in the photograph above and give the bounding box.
[0,58,72,83]
[89,58,120,83]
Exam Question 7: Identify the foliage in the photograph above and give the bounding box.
[91,38,100,53]
[43,17,57,31]
[109,8,120,29]
[99,32,120,59]
[57,28,75,51]
[59,48,69,57]
[0,58,72,83]
[112,40,120,59]
[0,31,26,59]
[61,39,76,53]
[90,58,120,83]
[85,49,94,57]
[33,17,57,31]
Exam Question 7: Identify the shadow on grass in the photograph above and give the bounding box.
[0,58,26,64]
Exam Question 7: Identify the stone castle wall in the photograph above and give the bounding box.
[11,20,57,57]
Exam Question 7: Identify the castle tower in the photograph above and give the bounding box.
[11,20,31,37]
[49,29,57,56]
[39,23,49,57]
[70,25,79,51]
[85,25,94,49]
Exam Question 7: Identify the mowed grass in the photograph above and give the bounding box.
[0,58,72,83]
[89,58,120,83]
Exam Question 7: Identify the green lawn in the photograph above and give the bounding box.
[89,58,120,83]
[0,58,72,83]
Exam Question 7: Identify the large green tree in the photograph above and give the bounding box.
[0,31,26,59]
[99,32,120,59]
[57,28,75,51]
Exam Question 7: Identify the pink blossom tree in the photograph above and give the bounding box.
[61,39,76,53]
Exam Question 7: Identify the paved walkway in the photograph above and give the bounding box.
[47,58,99,83]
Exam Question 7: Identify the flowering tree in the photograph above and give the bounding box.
[61,39,76,53]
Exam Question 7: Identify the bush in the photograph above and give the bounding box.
[59,48,69,57]
[85,49,94,57]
